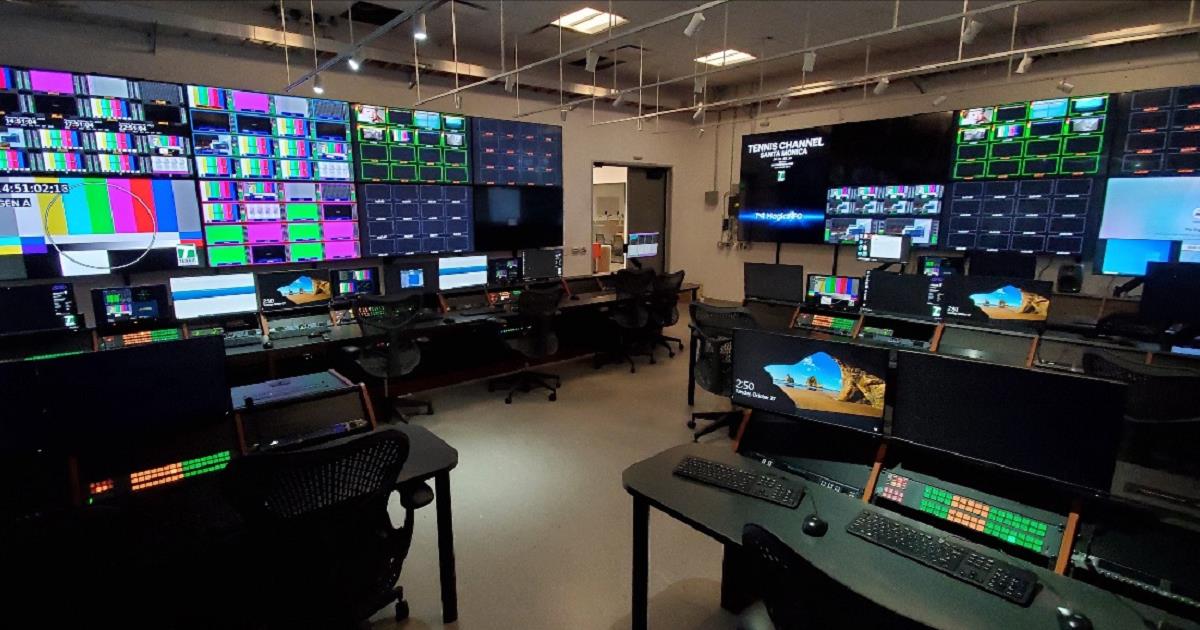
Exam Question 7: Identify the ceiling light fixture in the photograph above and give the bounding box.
[311,73,325,94]
[347,53,363,71]
[802,51,817,73]
[584,48,599,73]
[613,90,626,107]
[693,104,705,121]
[873,76,890,95]
[694,77,704,94]
[1057,79,1075,94]
[1015,53,1034,74]
[560,108,569,121]
[694,49,756,67]
[684,12,705,38]
[961,19,983,44]
[552,7,628,35]
[504,75,515,92]
[932,94,948,107]
[414,13,428,41]
[777,95,790,109]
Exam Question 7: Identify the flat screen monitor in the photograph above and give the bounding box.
[255,270,332,312]
[856,234,911,263]
[91,284,170,331]
[919,255,965,277]
[521,248,563,281]
[471,118,562,187]
[939,275,1053,329]
[169,273,258,320]
[743,262,805,304]
[472,186,564,251]
[805,274,863,311]
[892,351,1126,493]
[488,257,522,285]
[1099,178,1200,264]
[738,128,831,244]
[0,177,205,280]
[0,282,79,336]
[438,255,487,291]
[861,271,940,319]
[626,232,660,258]
[359,183,474,257]
[1141,262,1200,325]
[1096,239,1179,276]
[330,267,380,300]
[826,113,955,185]
[386,264,426,293]
[968,251,1038,279]
[731,329,888,434]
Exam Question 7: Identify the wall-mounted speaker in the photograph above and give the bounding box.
[1057,264,1083,294]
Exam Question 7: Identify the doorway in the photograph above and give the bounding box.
[591,164,669,274]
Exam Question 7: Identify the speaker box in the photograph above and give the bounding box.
[1057,264,1083,294]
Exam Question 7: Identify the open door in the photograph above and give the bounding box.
[625,166,668,274]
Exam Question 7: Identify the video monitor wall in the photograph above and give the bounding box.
[352,104,470,184]
[0,65,192,177]
[360,184,473,257]
[944,178,1095,255]
[186,85,352,181]
[1112,86,1200,176]
[471,119,562,187]
[824,184,942,247]
[0,176,205,279]
[738,128,832,244]
[952,95,1110,180]
[199,180,359,266]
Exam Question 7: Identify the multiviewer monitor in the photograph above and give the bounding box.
[856,234,911,263]
[743,262,805,304]
[169,273,257,320]
[438,255,487,291]
[91,284,170,331]
[732,329,889,434]
[805,274,863,311]
[939,276,1053,330]
[255,270,332,312]
[386,263,426,293]
[861,271,940,319]
[330,267,380,300]
[892,351,1126,493]
[0,282,78,336]
[488,257,522,286]
[521,248,563,281]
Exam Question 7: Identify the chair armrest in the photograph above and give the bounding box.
[398,480,435,510]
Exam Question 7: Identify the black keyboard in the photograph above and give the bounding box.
[847,510,1038,606]
[412,311,442,323]
[673,456,803,508]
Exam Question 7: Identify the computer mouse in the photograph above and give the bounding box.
[802,514,828,537]
[1056,607,1092,630]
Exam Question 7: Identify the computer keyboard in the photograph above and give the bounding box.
[847,510,1038,605]
[223,329,263,348]
[412,310,443,323]
[268,321,331,340]
[673,456,804,508]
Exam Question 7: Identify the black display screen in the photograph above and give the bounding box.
[861,271,940,319]
[472,186,563,251]
[743,262,805,303]
[738,128,832,243]
[827,112,955,185]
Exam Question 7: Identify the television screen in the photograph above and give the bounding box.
[471,118,562,187]
[255,270,333,312]
[743,262,805,304]
[731,329,888,434]
[472,186,563,251]
[1099,178,1200,264]
[856,234,911,263]
[939,275,1053,329]
[826,113,955,185]
[91,284,170,331]
[1096,239,1178,276]
[0,176,205,280]
[738,128,831,243]
[360,184,473,257]
[0,282,78,336]
[353,104,470,184]
[169,273,258,320]
[521,248,563,281]
[438,255,487,291]
[330,267,380,300]
[806,274,862,311]
[861,271,940,319]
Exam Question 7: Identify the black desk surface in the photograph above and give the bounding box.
[624,443,1198,630]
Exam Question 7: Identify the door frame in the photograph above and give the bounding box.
[592,161,673,273]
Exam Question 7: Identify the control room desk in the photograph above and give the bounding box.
[623,443,1197,630]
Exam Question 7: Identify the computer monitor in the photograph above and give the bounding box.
[254,270,333,312]
[968,251,1038,279]
[386,264,427,293]
[743,263,805,304]
[91,285,171,332]
[438,255,488,291]
[627,232,660,258]
[521,248,563,281]
[892,351,1126,492]
[330,267,380,301]
[0,283,79,336]
[1141,262,1200,325]
[169,273,258,320]
[731,328,889,434]
[918,255,965,277]
[805,274,863,311]
[939,276,1053,329]
[1096,239,1181,276]
[488,257,523,286]
[856,234,911,263]
[861,271,940,319]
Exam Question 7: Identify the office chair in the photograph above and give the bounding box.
[649,270,687,358]
[346,294,434,422]
[688,302,758,441]
[598,267,657,373]
[223,429,434,626]
[488,285,565,403]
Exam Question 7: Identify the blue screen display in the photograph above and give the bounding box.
[1100,239,1175,276]
[1029,98,1068,120]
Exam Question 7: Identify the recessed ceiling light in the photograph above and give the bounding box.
[551,7,628,35]
[694,49,756,67]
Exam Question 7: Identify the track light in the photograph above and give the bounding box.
[693,104,705,121]
[873,77,890,95]
[697,127,705,138]
[1015,53,1033,75]
[637,118,644,132]
[560,108,568,122]
[413,13,428,41]
[777,95,790,109]
[961,19,983,44]
[347,53,363,71]
[1057,79,1075,94]
[694,77,704,94]
[504,75,515,93]
[454,94,462,110]
[684,12,705,38]
[613,91,626,107]
[932,94,947,107]
[802,51,817,73]
[585,49,599,73]
[311,73,325,94]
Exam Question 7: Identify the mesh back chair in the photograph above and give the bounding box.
[1082,350,1200,475]
[223,429,433,625]
[597,268,658,373]
[347,294,434,421]
[649,270,687,358]
[688,302,758,441]
[488,286,565,403]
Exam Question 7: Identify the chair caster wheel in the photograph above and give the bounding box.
[549,392,557,401]
[686,420,696,429]
[678,342,685,350]
[395,600,410,620]
[668,351,675,358]
[505,396,513,404]
[630,367,636,374]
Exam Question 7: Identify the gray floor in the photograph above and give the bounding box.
[370,317,742,629]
